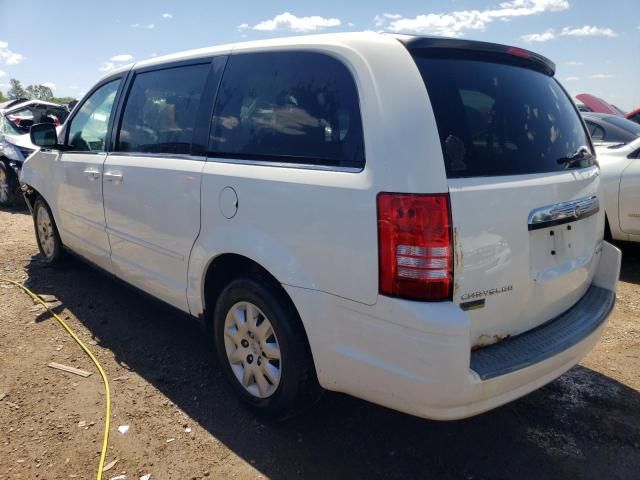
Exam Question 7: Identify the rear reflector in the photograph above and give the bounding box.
[377,193,453,301]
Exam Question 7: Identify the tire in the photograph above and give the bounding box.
[33,197,64,265]
[0,160,18,208]
[212,277,321,419]
[604,215,612,242]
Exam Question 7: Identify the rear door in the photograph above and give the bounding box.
[102,59,222,311]
[411,47,602,347]
[618,140,640,234]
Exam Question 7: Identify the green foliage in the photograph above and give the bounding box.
[4,78,77,105]
[25,84,54,102]
[7,78,27,99]
[5,78,77,105]
[51,96,77,105]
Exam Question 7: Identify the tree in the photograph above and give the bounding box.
[51,96,77,105]
[25,84,54,102]
[0,90,6,103]
[7,78,26,99]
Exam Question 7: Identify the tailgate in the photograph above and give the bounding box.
[450,169,602,347]
[408,40,602,347]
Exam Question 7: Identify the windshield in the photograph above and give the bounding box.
[1,113,24,135]
[412,55,593,178]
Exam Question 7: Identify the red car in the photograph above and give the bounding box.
[576,93,640,125]
[626,107,640,125]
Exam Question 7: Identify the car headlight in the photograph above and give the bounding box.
[0,138,24,161]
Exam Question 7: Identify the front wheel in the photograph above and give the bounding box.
[0,161,18,207]
[213,277,321,419]
[33,197,64,265]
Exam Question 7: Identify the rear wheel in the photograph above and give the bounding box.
[0,161,18,207]
[33,197,64,265]
[212,277,321,419]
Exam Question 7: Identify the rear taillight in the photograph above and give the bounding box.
[377,193,453,301]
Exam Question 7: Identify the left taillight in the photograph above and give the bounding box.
[377,193,453,301]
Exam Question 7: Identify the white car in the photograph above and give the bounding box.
[0,99,69,206]
[20,32,621,420]
[594,136,640,242]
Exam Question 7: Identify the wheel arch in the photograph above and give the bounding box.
[203,253,304,323]
[21,183,43,213]
[201,252,317,369]
[23,186,65,249]
[203,253,270,313]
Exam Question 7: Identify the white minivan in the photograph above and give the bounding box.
[21,33,621,420]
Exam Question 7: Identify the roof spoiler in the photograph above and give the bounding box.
[399,36,555,76]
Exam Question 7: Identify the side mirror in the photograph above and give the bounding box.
[30,123,59,148]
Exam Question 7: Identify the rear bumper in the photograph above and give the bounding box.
[285,241,621,420]
[471,284,614,380]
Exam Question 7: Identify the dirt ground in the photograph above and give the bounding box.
[0,206,639,480]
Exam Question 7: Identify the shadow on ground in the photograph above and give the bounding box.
[21,255,640,480]
[0,204,29,216]
[618,240,640,286]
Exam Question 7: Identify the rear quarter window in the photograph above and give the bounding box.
[209,51,365,169]
[413,55,592,177]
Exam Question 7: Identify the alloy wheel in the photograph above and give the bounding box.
[36,205,56,259]
[223,301,282,398]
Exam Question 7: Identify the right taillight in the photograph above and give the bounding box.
[377,193,453,301]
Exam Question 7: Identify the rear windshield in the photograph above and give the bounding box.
[413,55,593,178]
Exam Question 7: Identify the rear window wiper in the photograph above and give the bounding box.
[557,146,595,169]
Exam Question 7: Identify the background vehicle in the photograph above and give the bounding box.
[0,98,29,110]
[577,93,626,117]
[580,113,640,242]
[627,107,640,125]
[21,33,620,421]
[583,112,640,148]
[576,102,592,113]
[0,100,69,206]
[592,131,640,242]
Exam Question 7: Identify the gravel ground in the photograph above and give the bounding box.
[1,205,639,480]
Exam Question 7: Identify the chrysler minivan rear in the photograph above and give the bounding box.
[408,38,607,346]
[288,35,621,420]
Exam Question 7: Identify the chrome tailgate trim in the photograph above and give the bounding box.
[528,195,599,231]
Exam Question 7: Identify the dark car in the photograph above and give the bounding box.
[582,112,640,147]
[626,108,640,125]
[0,100,70,206]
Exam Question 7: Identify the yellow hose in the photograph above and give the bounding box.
[0,277,111,480]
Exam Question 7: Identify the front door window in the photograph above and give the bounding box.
[67,80,121,152]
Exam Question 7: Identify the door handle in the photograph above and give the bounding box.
[104,170,123,182]
[83,167,101,180]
